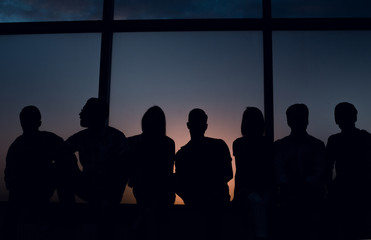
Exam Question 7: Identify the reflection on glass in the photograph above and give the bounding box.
[0,0,103,22]
[0,34,101,201]
[110,31,264,204]
[272,0,371,18]
[114,0,262,20]
[273,31,371,143]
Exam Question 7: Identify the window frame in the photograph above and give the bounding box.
[1,0,371,140]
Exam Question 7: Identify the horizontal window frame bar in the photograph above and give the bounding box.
[1,18,371,35]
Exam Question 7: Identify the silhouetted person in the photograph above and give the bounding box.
[174,108,233,239]
[4,106,72,239]
[274,104,326,240]
[326,102,371,240]
[63,98,130,239]
[128,106,175,240]
[233,107,274,240]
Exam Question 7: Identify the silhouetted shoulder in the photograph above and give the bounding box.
[106,126,128,141]
[359,129,371,135]
[164,135,175,147]
[65,128,89,145]
[328,128,371,144]
[8,131,63,154]
[176,137,231,161]
[128,134,141,145]
[129,134,174,149]
[277,134,324,146]
[233,137,244,146]
[70,126,125,138]
[40,131,64,143]
[274,136,290,147]
[274,135,288,144]
[204,137,229,148]
[66,126,128,150]
[327,132,341,142]
[306,134,325,147]
[233,136,271,155]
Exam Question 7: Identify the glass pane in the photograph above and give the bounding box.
[272,0,371,18]
[110,31,264,204]
[0,0,104,22]
[114,0,262,20]
[273,31,371,143]
[0,34,101,201]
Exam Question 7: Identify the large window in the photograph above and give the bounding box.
[110,31,264,203]
[273,31,371,142]
[0,0,371,205]
[0,34,101,201]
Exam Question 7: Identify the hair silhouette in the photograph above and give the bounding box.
[233,107,273,240]
[19,105,42,133]
[79,97,109,128]
[241,107,265,137]
[326,102,371,239]
[128,106,175,240]
[187,108,208,141]
[274,103,326,240]
[174,108,233,240]
[141,105,166,136]
[4,105,72,240]
[62,98,130,240]
[334,102,357,131]
[286,103,309,133]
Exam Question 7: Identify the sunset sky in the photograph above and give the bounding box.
[1,1,371,204]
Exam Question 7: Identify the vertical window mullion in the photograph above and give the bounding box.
[263,0,274,141]
[99,0,114,117]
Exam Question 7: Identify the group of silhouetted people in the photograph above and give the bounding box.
[3,98,371,240]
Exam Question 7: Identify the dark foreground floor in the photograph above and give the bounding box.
[0,202,370,240]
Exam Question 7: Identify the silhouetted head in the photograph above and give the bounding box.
[286,104,309,134]
[187,108,208,141]
[20,105,42,134]
[142,106,166,137]
[241,107,265,137]
[334,102,357,132]
[79,98,109,128]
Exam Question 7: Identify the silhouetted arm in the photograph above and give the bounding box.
[167,139,176,175]
[325,136,337,188]
[4,141,18,191]
[273,140,288,186]
[232,139,244,200]
[219,140,233,184]
[306,141,326,185]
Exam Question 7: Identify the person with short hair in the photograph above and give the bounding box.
[274,104,326,240]
[326,102,371,239]
[63,98,130,239]
[175,108,233,208]
[174,108,233,239]
[4,105,75,239]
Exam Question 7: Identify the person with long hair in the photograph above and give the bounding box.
[233,107,274,240]
[128,106,175,240]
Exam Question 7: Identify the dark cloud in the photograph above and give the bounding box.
[114,0,261,19]
[271,0,371,18]
[0,0,103,22]
[0,0,262,22]
[1,0,371,22]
